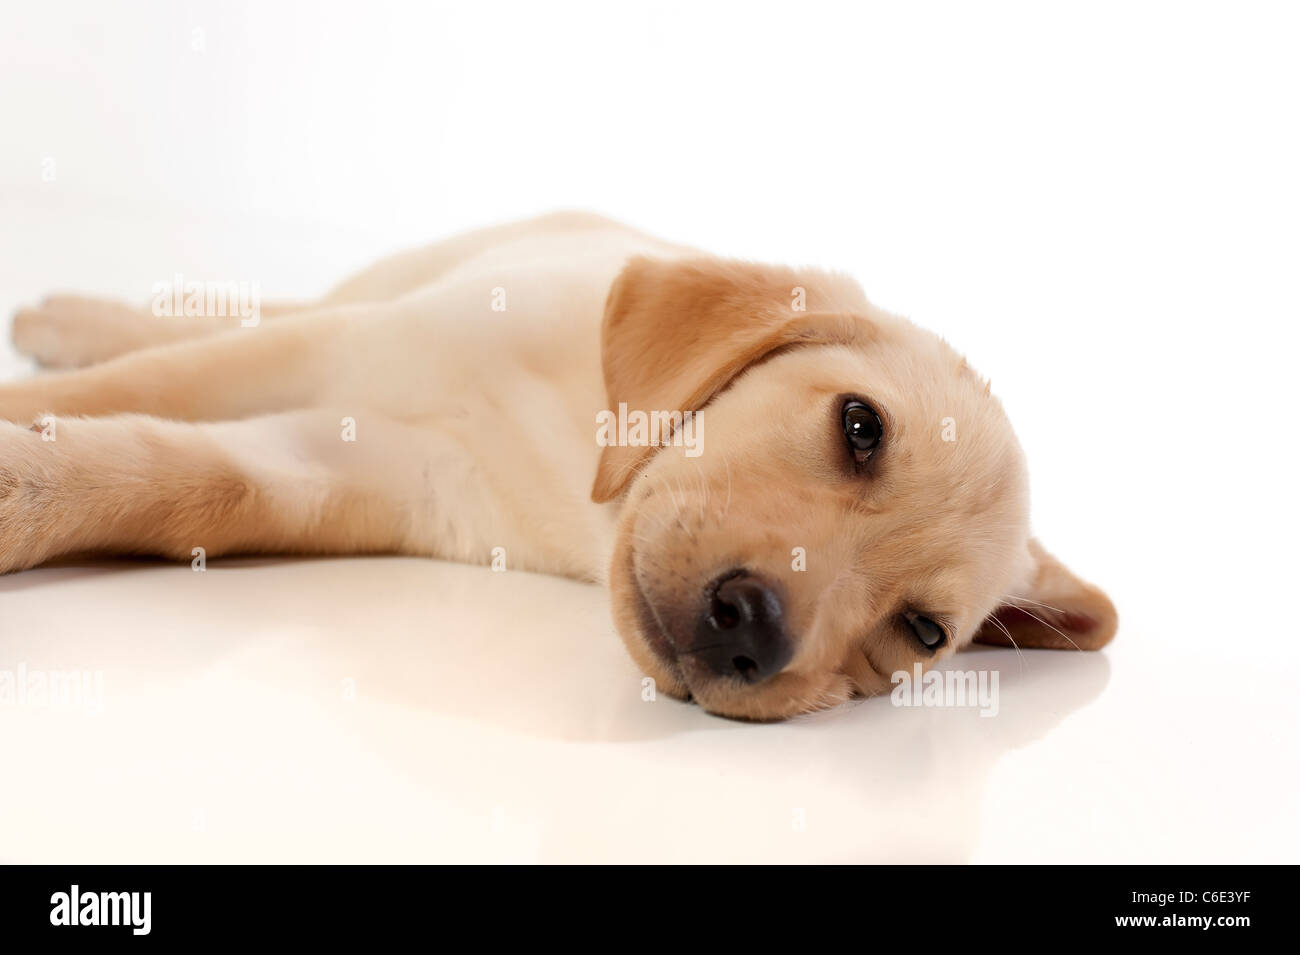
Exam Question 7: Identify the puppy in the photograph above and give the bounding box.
[1,211,1116,720]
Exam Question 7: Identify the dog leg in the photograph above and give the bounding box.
[0,308,366,423]
[11,212,624,368]
[11,295,320,368]
[0,410,440,573]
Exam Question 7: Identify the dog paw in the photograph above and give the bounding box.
[0,421,57,573]
[12,308,72,368]
[11,295,154,368]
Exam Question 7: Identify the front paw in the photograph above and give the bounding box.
[0,421,61,573]
[11,294,147,369]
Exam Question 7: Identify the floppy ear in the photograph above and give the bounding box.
[974,538,1118,650]
[591,256,867,502]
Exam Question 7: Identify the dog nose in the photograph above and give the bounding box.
[695,571,793,683]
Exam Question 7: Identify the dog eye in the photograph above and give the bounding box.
[841,399,883,460]
[903,611,947,651]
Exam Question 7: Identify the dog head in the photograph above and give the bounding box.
[595,257,1116,720]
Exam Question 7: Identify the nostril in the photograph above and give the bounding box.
[706,569,748,630]
[732,655,758,677]
[709,592,741,630]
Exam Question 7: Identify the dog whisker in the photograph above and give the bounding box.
[662,477,681,513]
[987,613,1027,672]
[1006,604,1083,651]
[1006,593,1068,616]
[637,499,676,535]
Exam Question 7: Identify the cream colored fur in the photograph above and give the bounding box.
[1,212,1115,720]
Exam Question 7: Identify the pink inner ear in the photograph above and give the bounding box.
[993,606,1097,635]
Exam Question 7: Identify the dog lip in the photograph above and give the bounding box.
[628,557,681,671]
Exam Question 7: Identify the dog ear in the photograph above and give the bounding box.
[973,538,1117,650]
[591,256,866,502]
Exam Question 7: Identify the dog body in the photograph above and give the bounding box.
[2,212,1116,719]
[3,213,674,579]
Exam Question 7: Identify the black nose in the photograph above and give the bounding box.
[693,571,793,683]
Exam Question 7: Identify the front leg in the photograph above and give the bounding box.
[0,411,437,573]
[11,294,320,368]
[0,305,371,423]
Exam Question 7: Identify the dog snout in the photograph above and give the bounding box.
[692,570,793,683]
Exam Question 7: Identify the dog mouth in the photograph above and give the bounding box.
[628,556,681,673]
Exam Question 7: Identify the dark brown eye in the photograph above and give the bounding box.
[841,399,883,460]
[903,611,947,651]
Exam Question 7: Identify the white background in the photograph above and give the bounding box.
[1,0,1297,862]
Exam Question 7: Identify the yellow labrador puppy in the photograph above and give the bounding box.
[1,212,1116,720]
